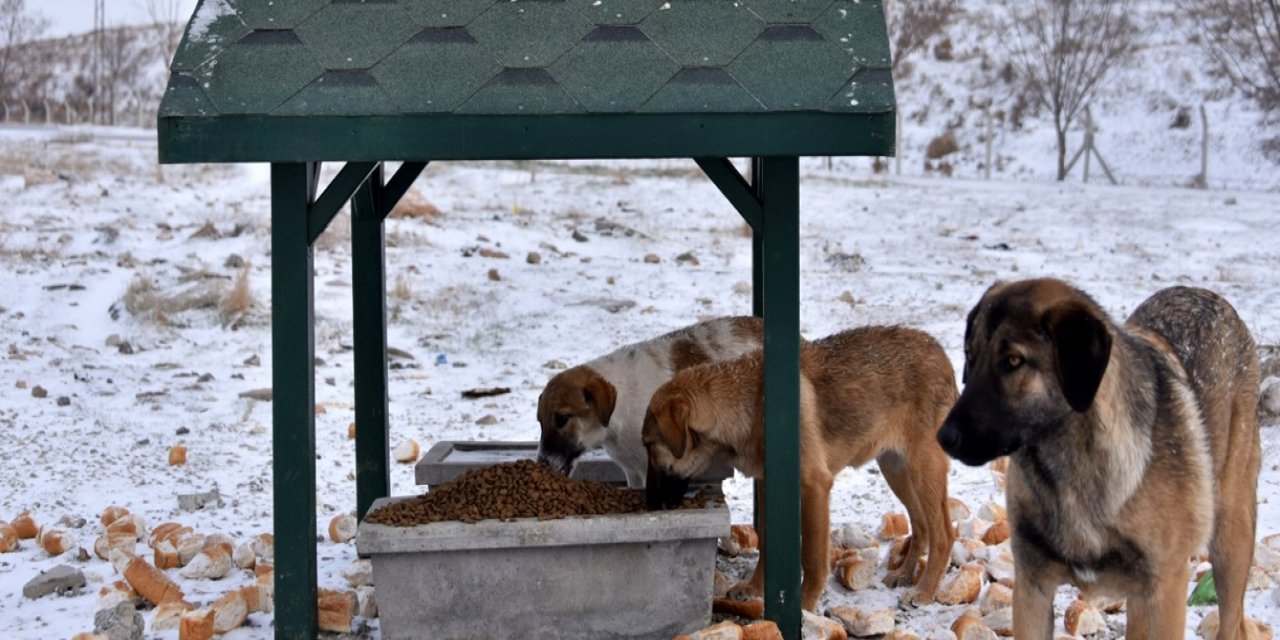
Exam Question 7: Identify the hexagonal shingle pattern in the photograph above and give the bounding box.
[295,2,420,69]
[639,1,764,67]
[161,0,893,117]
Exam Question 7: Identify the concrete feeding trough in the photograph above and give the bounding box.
[415,440,734,488]
[357,496,729,640]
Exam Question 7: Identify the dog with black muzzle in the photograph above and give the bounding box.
[937,278,1264,639]
[536,316,762,487]
[643,326,958,611]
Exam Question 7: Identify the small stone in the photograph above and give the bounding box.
[93,600,144,640]
[571,229,588,242]
[526,251,542,265]
[488,268,501,282]
[32,385,48,398]
[176,426,190,436]
[477,247,509,259]
[243,354,261,367]
[105,334,121,347]
[117,342,134,355]
[177,488,224,512]
[732,281,751,295]
[675,251,700,266]
[476,414,498,426]
[840,291,857,306]
[57,396,71,406]
[197,373,214,383]
[23,565,86,599]
[58,515,87,529]
[544,360,567,370]
[643,253,660,264]
[14,380,26,389]
[224,254,246,269]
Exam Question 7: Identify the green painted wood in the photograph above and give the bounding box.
[693,157,760,232]
[158,112,893,163]
[271,162,319,640]
[159,0,895,163]
[352,164,391,524]
[307,161,379,244]
[378,162,429,220]
[758,156,801,639]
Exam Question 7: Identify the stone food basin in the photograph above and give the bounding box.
[357,479,730,639]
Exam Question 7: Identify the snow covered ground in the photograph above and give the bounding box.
[0,124,1276,638]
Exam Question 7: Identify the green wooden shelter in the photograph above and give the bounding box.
[158,1,895,638]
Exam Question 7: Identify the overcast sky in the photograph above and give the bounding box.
[38,0,199,38]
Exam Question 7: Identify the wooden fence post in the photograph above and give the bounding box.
[1197,104,1209,189]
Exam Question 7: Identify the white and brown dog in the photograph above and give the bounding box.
[536,316,763,487]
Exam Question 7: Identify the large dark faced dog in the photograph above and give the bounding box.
[937,279,1262,640]
[644,327,958,611]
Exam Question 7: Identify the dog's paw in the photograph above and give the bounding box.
[727,580,762,600]
[896,587,936,609]
[882,568,915,590]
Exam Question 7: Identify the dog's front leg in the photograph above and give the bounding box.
[799,474,833,612]
[1146,561,1191,640]
[1012,574,1056,640]
[729,484,765,600]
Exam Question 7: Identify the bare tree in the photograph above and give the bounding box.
[1183,0,1280,117]
[138,0,185,68]
[0,0,49,99]
[1003,0,1143,180]
[884,0,960,75]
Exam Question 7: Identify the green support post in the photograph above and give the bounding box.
[272,163,319,640]
[758,156,802,639]
[751,157,764,544]
[351,164,390,523]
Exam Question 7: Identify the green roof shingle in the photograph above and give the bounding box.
[159,0,896,162]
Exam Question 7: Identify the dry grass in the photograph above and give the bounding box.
[220,265,254,328]
[389,187,442,220]
[391,272,412,301]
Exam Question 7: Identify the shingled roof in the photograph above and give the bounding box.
[158,0,895,163]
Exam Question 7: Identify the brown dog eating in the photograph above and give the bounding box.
[643,326,958,611]
[937,279,1263,639]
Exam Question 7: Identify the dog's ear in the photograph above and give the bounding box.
[583,374,617,427]
[655,395,692,458]
[1043,301,1112,412]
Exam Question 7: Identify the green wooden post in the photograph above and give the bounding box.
[759,156,802,639]
[351,164,390,522]
[272,163,319,640]
[751,157,765,540]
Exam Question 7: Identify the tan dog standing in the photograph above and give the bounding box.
[937,279,1263,639]
[644,326,958,611]
[537,316,762,487]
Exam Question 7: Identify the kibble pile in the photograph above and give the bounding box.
[365,459,710,525]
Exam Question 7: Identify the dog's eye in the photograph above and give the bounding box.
[1004,354,1024,370]
[554,413,570,429]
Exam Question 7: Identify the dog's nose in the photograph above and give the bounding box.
[936,422,962,454]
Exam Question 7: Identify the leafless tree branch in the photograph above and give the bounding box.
[1002,0,1143,180]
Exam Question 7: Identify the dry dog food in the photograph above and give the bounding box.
[366,460,708,525]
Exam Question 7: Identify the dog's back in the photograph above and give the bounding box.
[1126,286,1260,476]
[806,326,958,466]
